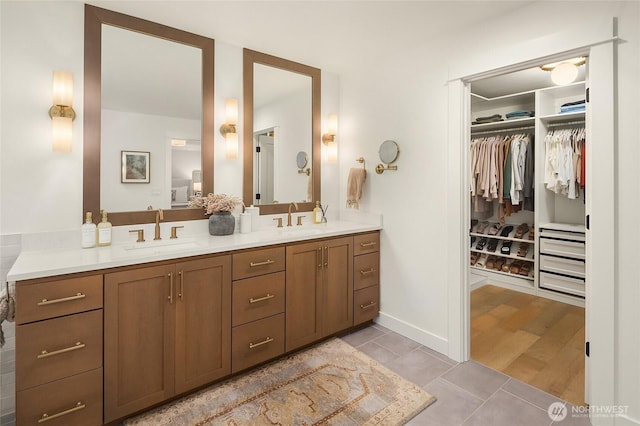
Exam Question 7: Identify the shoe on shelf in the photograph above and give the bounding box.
[515,223,529,239]
[476,237,488,250]
[488,223,501,235]
[476,221,490,234]
[499,225,514,237]
[470,252,479,266]
[487,238,499,252]
[494,257,505,271]
[476,254,488,268]
[486,255,497,269]
[517,243,529,257]
[500,240,512,255]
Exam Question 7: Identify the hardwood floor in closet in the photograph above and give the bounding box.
[471,284,585,406]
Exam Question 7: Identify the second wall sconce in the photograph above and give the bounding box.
[323,113,338,163]
[220,98,238,159]
[50,70,75,152]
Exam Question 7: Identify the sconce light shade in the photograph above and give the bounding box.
[52,71,73,107]
[551,62,579,85]
[193,181,202,192]
[226,132,239,160]
[225,98,238,125]
[326,140,338,163]
[52,116,73,152]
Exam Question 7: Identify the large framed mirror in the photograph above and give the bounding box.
[242,49,321,215]
[84,5,214,225]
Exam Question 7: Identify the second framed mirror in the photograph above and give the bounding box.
[242,49,321,215]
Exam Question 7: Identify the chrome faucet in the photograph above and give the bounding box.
[287,202,298,227]
[154,208,163,240]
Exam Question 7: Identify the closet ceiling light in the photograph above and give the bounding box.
[540,57,586,86]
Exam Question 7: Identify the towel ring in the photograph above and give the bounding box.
[356,157,366,177]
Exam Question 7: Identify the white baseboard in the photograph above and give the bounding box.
[375,311,448,356]
[615,414,640,426]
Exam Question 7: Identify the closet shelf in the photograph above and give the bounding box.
[470,248,534,261]
[470,232,534,244]
[470,117,535,133]
[470,265,534,281]
[539,111,585,125]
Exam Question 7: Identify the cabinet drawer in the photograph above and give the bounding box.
[354,252,379,290]
[540,238,585,260]
[354,285,379,326]
[16,367,102,426]
[232,272,285,326]
[233,247,285,280]
[16,274,103,324]
[232,313,284,373]
[16,309,102,391]
[540,272,585,297]
[540,255,585,278]
[354,232,380,256]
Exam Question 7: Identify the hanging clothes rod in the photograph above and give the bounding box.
[471,125,535,136]
[547,120,585,128]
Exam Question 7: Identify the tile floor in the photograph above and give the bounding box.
[341,324,592,426]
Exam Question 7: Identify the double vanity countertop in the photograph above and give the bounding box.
[8,220,381,282]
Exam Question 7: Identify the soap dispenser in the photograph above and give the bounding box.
[81,212,96,248]
[313,201,323,224]
[97,210,112,247]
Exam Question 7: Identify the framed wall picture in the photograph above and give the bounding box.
[121,150,150,183]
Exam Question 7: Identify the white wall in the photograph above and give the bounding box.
[340,1,639,422]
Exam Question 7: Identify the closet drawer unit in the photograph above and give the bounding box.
[354,252,379,290]
[16,309,102,391]
[354,285,379,326]
[232,272,285,327]
[232,313,285,373]
[540,238,585,260]
[540,272,585,297]
[540,255,585,278]
[232,247,285,280]
[16,367,102,426]
[354,232,380,256]
[16,274,103,324]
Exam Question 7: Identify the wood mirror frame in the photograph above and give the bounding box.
[84,5,214,226]
[242,49,321,215]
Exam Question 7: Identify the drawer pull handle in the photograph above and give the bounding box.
[360,301,377,310]
[249,294,275,304]
[360,242,377,248]
[249,336,274,349]
[250,259,275,267]
[37,293,85,306]
[360,268,377,275]
[38,401,85,423]
[37,342,85,359]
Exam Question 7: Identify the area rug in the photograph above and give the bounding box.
[125,338,436,425]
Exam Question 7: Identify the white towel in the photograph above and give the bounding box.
[346,168,366,209]
[0,281,16,347]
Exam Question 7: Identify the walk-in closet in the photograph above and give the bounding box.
[468,58,588,406]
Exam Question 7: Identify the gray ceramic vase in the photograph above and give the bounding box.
[208,211,235,236]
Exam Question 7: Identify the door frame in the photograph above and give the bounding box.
[447,27,618,425]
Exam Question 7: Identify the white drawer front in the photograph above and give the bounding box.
[540,272,585,297]
[540,255,585,278]
[540,238,585,260]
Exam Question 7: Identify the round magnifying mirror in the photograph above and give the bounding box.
[296,151,308,169]
[378,140,399,164]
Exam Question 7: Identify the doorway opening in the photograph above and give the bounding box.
[467,58,588,406]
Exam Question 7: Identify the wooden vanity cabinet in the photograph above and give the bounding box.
[15,274,103,426]
[285,236,353,351]
[104,255,231,423]
[353,232,381,325]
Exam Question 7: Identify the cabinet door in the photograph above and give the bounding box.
[286,241,323,351]
[323,236,354,335]
[175,256,231,394]
[104,264,175,423]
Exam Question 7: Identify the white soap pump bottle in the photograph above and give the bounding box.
[81,212,96,248]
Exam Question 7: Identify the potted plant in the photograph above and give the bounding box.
[189,193,243,236]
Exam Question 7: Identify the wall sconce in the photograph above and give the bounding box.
[220,98,238,159]
[540,57,586,86]
[50,71,75,152]
[323,113,338,163]
[192,170,202,197]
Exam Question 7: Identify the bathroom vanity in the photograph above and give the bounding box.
[8,222,380,425]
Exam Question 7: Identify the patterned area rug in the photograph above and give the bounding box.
[125,338,436,425]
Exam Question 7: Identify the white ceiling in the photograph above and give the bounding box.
[87,0,535,76]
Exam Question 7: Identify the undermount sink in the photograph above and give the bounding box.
[278,226,327,236]
[116,239,202,256]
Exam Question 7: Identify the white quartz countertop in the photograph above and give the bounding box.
[8,220,381,282]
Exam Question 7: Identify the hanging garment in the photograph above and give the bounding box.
[544,127,585,199]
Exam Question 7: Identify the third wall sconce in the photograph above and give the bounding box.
[220,98,238,159]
